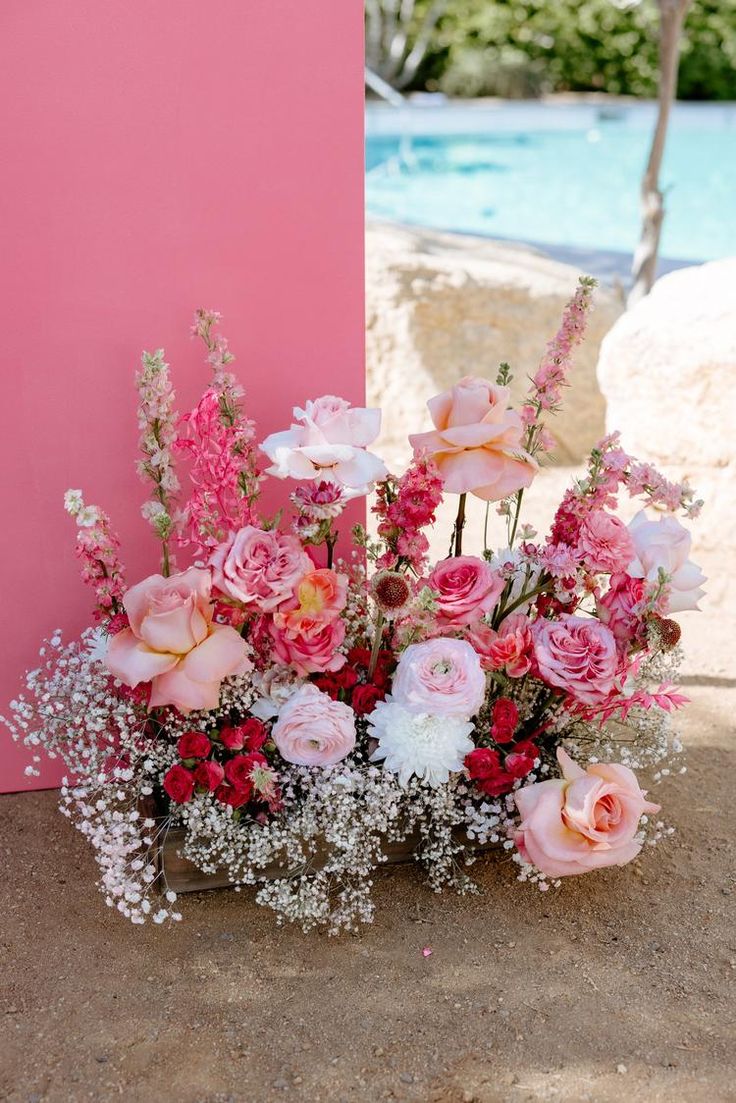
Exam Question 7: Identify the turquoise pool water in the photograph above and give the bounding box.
[366,102,736,267]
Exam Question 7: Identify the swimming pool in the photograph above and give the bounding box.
[366,101,736,273]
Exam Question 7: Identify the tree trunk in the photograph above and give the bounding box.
[628,0,691,308]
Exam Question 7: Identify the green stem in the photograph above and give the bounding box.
[368,611,385,681]
[493,579,550,628]
[452,493,467,557]
[509,489,524,547]
[483,501,490,557]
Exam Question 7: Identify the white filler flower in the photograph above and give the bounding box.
[368,699,474,788]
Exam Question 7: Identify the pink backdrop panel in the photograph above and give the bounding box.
[0,1,365,791]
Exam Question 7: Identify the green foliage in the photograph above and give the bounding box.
[405,1,736,101]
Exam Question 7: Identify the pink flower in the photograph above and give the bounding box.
[210,526,312,612]
[627,511,706,614]
[467,612,533,677]
[260,395,387,493]
[273,568,348,635]
[577,511,636,574]
[104,567,250,714]
[514,747,660,877]
[269,616,347,677]
[533,615,618,706]
[271,683,356,766]
[409,377,537,502]
[427,556,504,627]
[597,572,647,649]
[391,638,486,718]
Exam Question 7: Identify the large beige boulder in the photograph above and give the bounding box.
[598,258,736,469]
[366,221,622,472]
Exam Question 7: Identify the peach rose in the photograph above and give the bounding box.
[271,683,356,766]
[105,567,250,714]
[269,616,347,677]
[210,526,312,612]
[627,510,706,614]
[427,556,504,627]
[409,377,537,501]
[514,747,660,877]
[273,568,348,635]
[468,612,533,677]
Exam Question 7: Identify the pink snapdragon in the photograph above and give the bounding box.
[373,454,444,573]
[529,276,596,415]
[64,491,127,624]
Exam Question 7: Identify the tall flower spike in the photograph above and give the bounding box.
[135,349,180,575]
[64,490,126,625]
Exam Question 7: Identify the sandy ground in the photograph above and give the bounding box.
[2,470,735,1103]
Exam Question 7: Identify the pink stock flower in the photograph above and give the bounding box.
[269,616,347,677]
[373,455,443,574]
[271,683,356,766]
[514,747,660,877]
[104,567,251,713]
[528,277,596,414]
[468,613,533,677]
[210,526,312,612]
[260,395,387,493]
[577,511,636,575]
[597,572,647,649]
[627,511,706,614]
[427,556,504,627]
[391,638,486,718]
[273,568,348,635]
[533,614,618,706]
[409,377,537,501]
[64,491,126,624]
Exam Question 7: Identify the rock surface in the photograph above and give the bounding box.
[366,221,623,471]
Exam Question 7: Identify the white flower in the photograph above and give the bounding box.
[627,510,706,614]
[250,668,303,720]
[63,489,84,516]
[368,700,474,788]
[260,395,387,494]
[77,505,102,528]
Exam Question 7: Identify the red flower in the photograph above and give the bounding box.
[163,764,195,804]
[352,683,385,716]
[505,750,536,780]
[225,752,268,791]
[478,771,515,797]
[464,747,501,780]
[347,646,372,669]
[193,760,225,792]
[177,731,212,760]
[492,698,519,730]
[214,784,252,809]
[312,674,341,700]
[219,725,245,751]
[221,718,267,752]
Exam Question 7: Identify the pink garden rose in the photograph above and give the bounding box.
[271,683,356,766]
[269,616,347,677]
[597,572,647,649]
[627,510,706,614]
[467,612,533,677]
[409,376,537,502]
[577,510,636,575]
[514,747,660,877]
[260,395,387,493]
[273,568,348,635]
[210,526,312,612]
[391,637,486,718]
[427,555,504,627]
[533,614,618,706]
[105,567,250,714]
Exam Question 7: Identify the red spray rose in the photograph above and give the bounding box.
[352,683,385,716]
[193,760,225,792]
[163,764,196,804]
[177,731,212,760]
[225,752,268,792]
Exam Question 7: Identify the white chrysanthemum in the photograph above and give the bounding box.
[368,699,474,788]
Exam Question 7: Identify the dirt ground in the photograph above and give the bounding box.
[2,470,735,1103]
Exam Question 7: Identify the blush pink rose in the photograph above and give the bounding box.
[269,616,346,677]
[627,510,706,614]
[514,747,660,877]
[597,572,647,649]
[210,526,312,612]
[271,683,356,766]
[409,376,537,502]
[105,567,250,714]
[467,612,533,677]
[391,637,486,718]
[427,556,504,627]
[533,614,618,705]
[577,511,636,574]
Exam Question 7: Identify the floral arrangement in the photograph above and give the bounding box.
[5,287,706,932]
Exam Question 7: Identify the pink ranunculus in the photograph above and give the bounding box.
[391,637,486,718]
[104,567,250,714]
[427,556,504,627]
[627,510,706,614]
[514,747,660,877]
[273,568,348,635]
[597,572,647,649]
[533,614,618,706]
[577,510,636,575]
[468,612,533,677]
[271,683,356,766]
[408,376,537,502]
[260,395,387,493]
[210,526,312,612]
[269,616,347,677]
